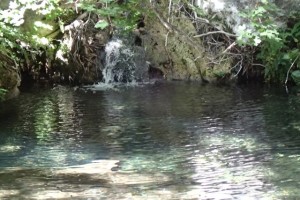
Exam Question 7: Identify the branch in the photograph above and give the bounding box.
[168,0,172,23]
[222,42,236,54]
[151,6,174,33]
[252,63,265,67]
[285,54,300,86]
[194,31,237,38]
[233,60,243,77]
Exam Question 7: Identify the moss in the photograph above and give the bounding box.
[0,68,19,89]
[141,3,235,82]
[0,0,10,9]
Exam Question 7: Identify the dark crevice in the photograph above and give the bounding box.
[149,66,164,79]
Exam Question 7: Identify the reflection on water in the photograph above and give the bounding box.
[0,83,300,199]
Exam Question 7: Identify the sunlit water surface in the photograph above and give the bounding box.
[1,82,300,199]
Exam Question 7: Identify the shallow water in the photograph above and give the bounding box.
[0,82,300,199]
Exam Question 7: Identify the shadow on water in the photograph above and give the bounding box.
[0,82,300,199]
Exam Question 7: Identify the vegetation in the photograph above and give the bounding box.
[0,88,7,101]
[0,0,145,86]
[78,0,144,31]
[183,0,300,84]
[237,0,300,83]
[0,0,72,87]
[0,0,65,63]
[1,0,300,89]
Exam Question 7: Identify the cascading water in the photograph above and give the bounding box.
[102,38,149,84]
[103,39,133,83]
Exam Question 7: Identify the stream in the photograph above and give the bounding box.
[0,82,300,199]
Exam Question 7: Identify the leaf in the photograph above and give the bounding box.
[253,7,266,17]
[254,37,262,46]
[78,4,96,12]
[291,70,300,85]
[95,20,109,29]
[282,53,290,60]
[0,88,7,100]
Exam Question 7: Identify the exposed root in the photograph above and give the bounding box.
[155,0,264,81]
[53,10,111,84]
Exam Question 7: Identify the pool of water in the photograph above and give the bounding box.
[0,82,300,199]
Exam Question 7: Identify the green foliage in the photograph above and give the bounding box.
[237,0,300,83]
[78,0,144,31]
[291,70,300,85]
[0,88,7,101]
[259,21,300,82]
[237,0,281,47]
[213,71,227,79]
[0,0,75,82]
[95,20,109,30]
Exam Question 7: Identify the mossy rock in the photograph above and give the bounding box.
[0,62,20,100]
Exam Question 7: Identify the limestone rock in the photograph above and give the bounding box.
[140,2,231,82]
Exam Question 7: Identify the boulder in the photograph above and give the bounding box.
[0,54,20,100]
[139,2,231,82]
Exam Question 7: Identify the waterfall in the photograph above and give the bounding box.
[102,38,149,84]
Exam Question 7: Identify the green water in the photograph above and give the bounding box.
[0,82,300,199]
